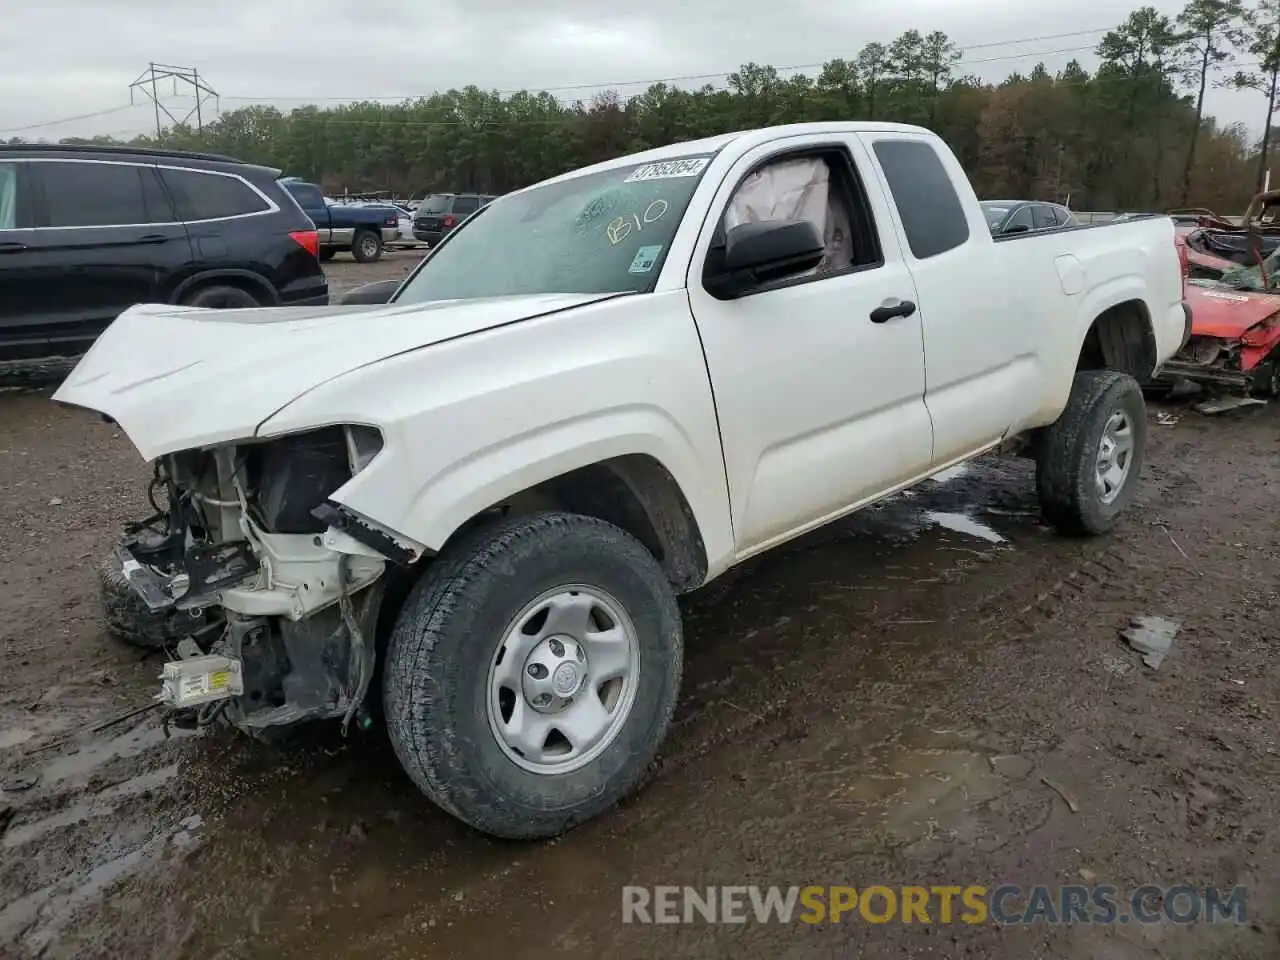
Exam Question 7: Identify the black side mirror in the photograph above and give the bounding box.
[1002,223,1031,235]
[708,219,825,298]
[340,279,400,305]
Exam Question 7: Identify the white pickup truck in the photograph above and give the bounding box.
[54,122,1189,840]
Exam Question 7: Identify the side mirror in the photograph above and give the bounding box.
[1002,223,1031,235]
[340,279,400,305]
[708,219,825,298]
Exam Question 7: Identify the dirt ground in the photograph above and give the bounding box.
[1,285,1277,958]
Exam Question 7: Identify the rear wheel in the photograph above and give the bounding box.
[352,230,383,263]
[383,511,683,840]
[1036,370,1147,536]
[181,284,262,309]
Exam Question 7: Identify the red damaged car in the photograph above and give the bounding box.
[1156,207,1280,397]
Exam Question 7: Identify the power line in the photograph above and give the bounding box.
[0,104,138,136]
[212,27,1118,104]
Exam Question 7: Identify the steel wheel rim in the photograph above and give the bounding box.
[486,584,640,774]
[1095,410,1134,505]
[360,235,378,257]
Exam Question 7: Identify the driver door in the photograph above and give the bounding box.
[685,135,933,557]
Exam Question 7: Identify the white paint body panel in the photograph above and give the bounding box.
[53,121,1184,585]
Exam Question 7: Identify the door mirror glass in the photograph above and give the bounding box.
[708,219,825,297]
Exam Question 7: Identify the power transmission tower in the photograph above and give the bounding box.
[128,63,219,137]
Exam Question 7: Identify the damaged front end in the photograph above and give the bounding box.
[1156,281,1280,399]
[122,424,417,734]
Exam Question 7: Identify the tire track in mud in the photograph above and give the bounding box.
[5,403,1280,960]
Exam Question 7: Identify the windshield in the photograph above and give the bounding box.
[980,203,1011,228]
[394,156,713,303]
[417,194,452,215]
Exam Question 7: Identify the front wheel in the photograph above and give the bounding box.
[1036,370,1148,536]
[383,511,683,840]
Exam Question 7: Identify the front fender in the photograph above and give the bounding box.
[255,291,736,575]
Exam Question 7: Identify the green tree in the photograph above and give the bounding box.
[1176,0,1245,203]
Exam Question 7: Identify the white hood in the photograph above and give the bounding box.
[52,293,617,461]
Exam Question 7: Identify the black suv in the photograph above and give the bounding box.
[0,143,328,367]
[412,192,497,245]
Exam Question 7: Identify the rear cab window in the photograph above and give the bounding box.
[870,139,970,258]
[36,160,174,227]
[162,168,270,221]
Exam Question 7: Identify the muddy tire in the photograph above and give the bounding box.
[383,511,682,840]
[98,549,217,650]
[351,229,383,263]
[1036,370,1147,536]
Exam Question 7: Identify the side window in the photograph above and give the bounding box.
[1055,205,1077,226]
[41,161,170,227]
[705,149,882,292]
[1031,204,1057,230]
[0,161,36,230]
[285,182,325,211]
[161,169,270,221]
[871,139,970,258]
[453,196,481,215]
[1007,206,1035,232]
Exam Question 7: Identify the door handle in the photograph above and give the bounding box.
[0,241,26,254]
[869,298,916,323]
[137,234,170,244]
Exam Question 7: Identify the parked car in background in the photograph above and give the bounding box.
[980,199,1079,236]
[279,179,399,262]
[0,143,327,371]
[411,192,497,245]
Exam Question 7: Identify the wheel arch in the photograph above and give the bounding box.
[1075,296,1158,381]
[169,269,279,306]
[441,454,710,593]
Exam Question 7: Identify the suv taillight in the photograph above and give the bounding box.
[289,229,320,259]
[443,214,457,228]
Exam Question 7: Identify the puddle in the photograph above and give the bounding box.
[3,763,180,849]
[928,464,971,483]
[39,720,195,786]
[924,511,1005,544]
[0,809,204,953]
[0,728,35,750]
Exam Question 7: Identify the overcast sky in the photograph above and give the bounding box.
[0,0,1267,141]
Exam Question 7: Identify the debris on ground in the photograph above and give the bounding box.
[1122,615,1180,669]
[1041,775,1080,812]
[1156,411,1180,425]
[1195,395,1267,415]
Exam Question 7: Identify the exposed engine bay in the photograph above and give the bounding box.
[118,424,406,733]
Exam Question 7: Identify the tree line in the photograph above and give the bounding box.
[26,0,1280,212]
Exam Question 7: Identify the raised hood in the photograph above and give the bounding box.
[53,292,616,461]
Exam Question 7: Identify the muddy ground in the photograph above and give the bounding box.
[1,274,1277,958]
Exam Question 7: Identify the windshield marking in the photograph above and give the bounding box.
[624,157,711,182]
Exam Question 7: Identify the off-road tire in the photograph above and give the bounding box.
[351,229,383,263]
[383,510,683,840]
[98,550,218,650]
[180,284,262,309]
[1036,369,1147,536]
